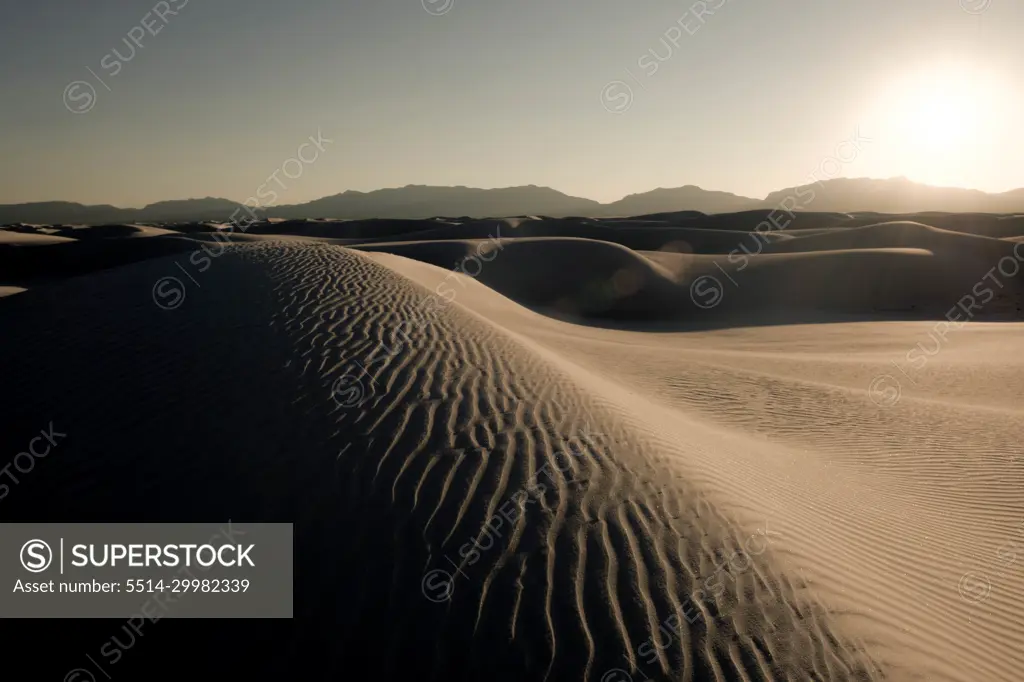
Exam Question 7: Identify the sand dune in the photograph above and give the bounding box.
[0,230,76,245]
[759,221,1012,255]
[351,234,1022,322]
[2,211,1022,681]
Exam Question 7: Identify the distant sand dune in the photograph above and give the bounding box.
[354,234,1023,322]
[0,230,76,245]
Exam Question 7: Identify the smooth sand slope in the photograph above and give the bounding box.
[1,212,1023,681]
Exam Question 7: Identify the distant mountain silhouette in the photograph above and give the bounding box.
[765,177,1024,214]
[267,185,602,219]
[129,198,256,223]
[0,197,257,226]
[602,185,762,216]
[0,201,129,225]
[3,179,1024,225]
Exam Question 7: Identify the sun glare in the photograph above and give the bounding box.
[866,60,1011,188]
[898,64,981,150]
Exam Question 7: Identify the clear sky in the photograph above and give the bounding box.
[1,0,1021,206]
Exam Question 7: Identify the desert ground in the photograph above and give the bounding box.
[2,211,1023,681]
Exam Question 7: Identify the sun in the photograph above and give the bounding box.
[895,64,979,152]
[864,59,1011,188]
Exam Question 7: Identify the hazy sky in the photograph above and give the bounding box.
[2,0,1022,206]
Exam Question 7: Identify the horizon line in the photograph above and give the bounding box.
[4,175,1022,210]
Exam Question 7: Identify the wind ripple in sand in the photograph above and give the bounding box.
[0,242,884,681]
[250,242,883,681]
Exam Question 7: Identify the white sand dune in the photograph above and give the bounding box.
[354,235,1023,321]
[0,284,27,297]
[367,240,1024,680]
[0,230,75,245]
[1,213,1022,681]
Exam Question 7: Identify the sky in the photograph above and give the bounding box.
[1,0,1022,207]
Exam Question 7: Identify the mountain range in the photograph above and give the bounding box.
[3,177,1023,225]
